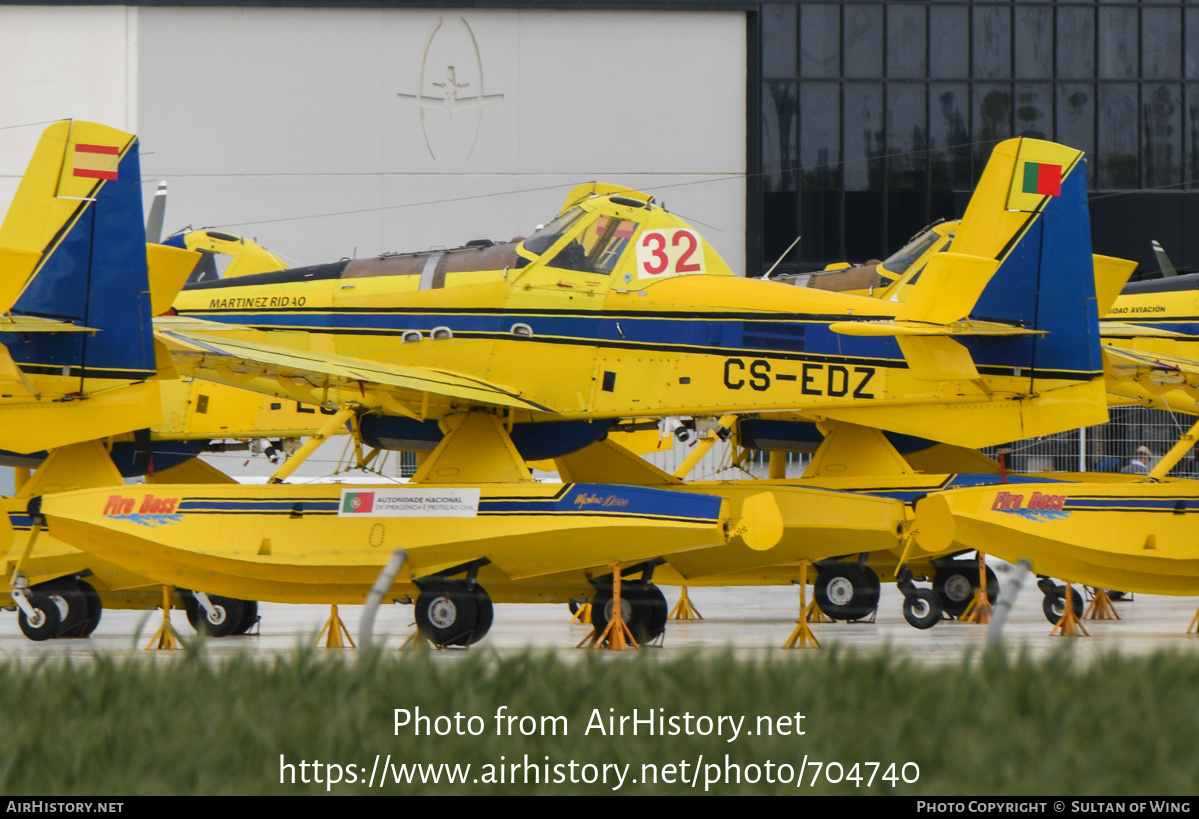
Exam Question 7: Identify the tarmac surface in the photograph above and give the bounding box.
[2,562,1199,662]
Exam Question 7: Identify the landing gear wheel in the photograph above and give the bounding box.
[471,585,494,643]
[933,563,1000,617]
[903,589,943,630]
[233,600,259,635]
[567,599,581,616]
[642,584,668,641]
[414,579,479,647]
[184,593,245,638]
[590,583,666,643]
[813,565,879,621]
[33,578,86,638]
[72,578,103,637]
[1042,584,1083,624]
[18,594,62,642]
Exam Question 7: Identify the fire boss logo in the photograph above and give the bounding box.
[991,490,1069,520]
[102,494,182,527]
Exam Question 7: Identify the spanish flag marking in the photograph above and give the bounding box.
[73,143,120,181]
[1021,161,1062,197]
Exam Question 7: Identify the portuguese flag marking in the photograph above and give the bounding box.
[1022,161,1062,197]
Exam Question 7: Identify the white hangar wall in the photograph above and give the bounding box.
[1,6,746,273]
[0,6,138,212]
[166,7,748,273]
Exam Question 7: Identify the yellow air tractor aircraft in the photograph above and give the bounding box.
[540,137,1137,630]
[0,122,340,640]
[35,134,1114,646]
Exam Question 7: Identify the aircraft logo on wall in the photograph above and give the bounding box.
[396,17,505,161]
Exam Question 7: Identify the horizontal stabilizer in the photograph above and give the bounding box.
[830,319,1039,338]
[1093,255,1138,317]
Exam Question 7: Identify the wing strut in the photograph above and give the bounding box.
[268,406,356,484]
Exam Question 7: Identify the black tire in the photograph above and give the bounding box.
[567,599,581,616]
[414,579,479,647]
[185,593,245,638]
[1042,584,1084,624]
[813,565,878,621]
[233,600,259,635]
[903,589,943,630]
[18,593,62,642]
[72,578,103,637]
[33,579,86,638]
[472,586,494,643]
[643,584,668,641]
[933,563,1000,617]
[590,583,666,643]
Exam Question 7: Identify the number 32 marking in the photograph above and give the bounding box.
[636,229,706,278]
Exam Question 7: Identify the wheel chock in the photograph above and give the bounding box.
[569,602,592,625]
[145,585,185,651]
[1084,589,1121,621]
[316,604,356,648]
[782,564,820,649]
[1050,583,1089,637]
[669,587,703,621]
[1187,607,1199,635]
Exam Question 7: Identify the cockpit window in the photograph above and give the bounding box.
[521,208,587,257]
[548,216,638,274]
[879,229,944,279]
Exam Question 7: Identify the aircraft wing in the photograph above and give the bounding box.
[1103,345,1199,379]
[1100,321,1186,339]
[155,317,556,414]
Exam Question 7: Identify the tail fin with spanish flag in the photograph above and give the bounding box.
[0,121,194,452]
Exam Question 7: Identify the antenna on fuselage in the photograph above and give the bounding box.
[763,234,802,279]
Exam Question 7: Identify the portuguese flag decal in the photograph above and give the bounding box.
[1022,161,1062,197]
[341,491,375,514]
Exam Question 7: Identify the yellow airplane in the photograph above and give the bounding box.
[24,127,1123,646]
[0,122,341,640]
[154,137,1115,455]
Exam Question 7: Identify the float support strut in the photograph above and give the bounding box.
[268,407,356,484]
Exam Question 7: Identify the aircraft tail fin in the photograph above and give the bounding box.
[832,139,1106,386]
[0,121,189,452]
[0,120,158,384]
[949,138,1101,382]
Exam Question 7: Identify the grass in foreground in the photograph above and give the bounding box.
[2,645,1197,795]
